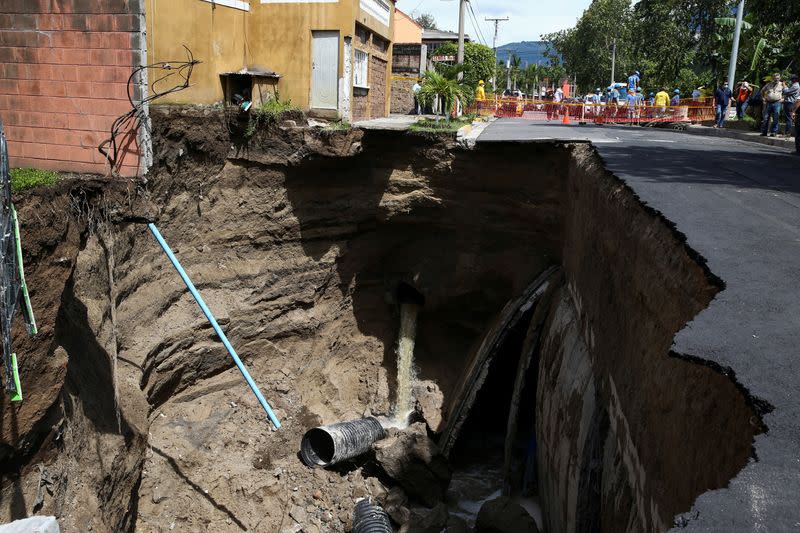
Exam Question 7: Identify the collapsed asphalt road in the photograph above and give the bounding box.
[479,119,800,531]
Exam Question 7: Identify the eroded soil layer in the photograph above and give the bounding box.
[0,109,760,532]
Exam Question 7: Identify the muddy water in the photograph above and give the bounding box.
[393,303,419,426]
[447,450,543,529]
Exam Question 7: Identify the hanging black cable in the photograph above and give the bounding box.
[98,45,201,175]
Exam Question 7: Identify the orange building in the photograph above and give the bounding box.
[393,8,422,44]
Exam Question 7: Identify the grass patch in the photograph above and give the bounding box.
[243,97,302,139]
[409,117,473,133]
[10,168,59,192]
[326,121,351,131]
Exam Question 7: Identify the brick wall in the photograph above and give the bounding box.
[390,43,423,114]
[391,79,415,114]
[352,87,369,122]
[369,56,387,119]
[0,0,145,177]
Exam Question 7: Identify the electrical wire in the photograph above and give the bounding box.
[467,1,488,46]
[98,46,201,176]
[467,0,489,45]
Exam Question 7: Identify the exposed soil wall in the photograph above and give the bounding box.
[0,110,762,532]
[534,146,760,532]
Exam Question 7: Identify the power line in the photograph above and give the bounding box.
[469,0,490,43]
[467,1,488,46]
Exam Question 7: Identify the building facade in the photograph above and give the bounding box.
[146,0,395,121]
[422,29,468,56]
[393,8,421,44]
[0,0,396,178]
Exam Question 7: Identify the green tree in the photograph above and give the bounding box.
[434,42,496,96]
[543,0,634,92]
[414,13,438,30]
[510,54,523,90]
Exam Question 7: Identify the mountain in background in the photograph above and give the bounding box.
[496,41,554,66]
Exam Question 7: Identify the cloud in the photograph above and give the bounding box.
[396,0,589,45]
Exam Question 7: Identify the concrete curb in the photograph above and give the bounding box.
[684,124,795,150]
[457,117,496,149]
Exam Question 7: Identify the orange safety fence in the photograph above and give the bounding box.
[469,97,716,125]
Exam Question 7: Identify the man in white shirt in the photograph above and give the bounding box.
[412,81,422,115]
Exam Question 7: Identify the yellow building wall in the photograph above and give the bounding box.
[248,1,357,110]
[145,0,248,104]
[145,0,395,117]
[393,9,421,43]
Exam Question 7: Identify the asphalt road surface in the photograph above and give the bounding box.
[479,119,800,532]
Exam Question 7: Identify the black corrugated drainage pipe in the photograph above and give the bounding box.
[352,497,393,533]
[300,417,386,467]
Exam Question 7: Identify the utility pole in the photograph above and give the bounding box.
[610,38,616,86]
[486,16,509,92]
[507,52,512,91]
[457,0,466,72]
[727,0,745,87]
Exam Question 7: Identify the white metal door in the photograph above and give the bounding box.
[311,31,339,110]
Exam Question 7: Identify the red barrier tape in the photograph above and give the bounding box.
[470,98,715,124]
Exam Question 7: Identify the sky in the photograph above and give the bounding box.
[395,0,592,47]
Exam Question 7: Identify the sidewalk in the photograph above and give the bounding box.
[684,124,796,150]
[353,114,427,131]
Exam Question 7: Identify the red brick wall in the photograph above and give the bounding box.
[0,0,144,176]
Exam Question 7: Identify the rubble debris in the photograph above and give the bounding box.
[475,497,539,533]
[413,380,445,433]
[404,502,448,533]
[373,423,452,507]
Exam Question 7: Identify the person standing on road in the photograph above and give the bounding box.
[760,73,786,137]
[795,103,800,154]
[610,85,620,105]
[475,80,486,102]
[671,89,681,106]
[628,71,640,92]
[735,81,752,119]
[782,74,799,136]
[714,82,733,128]
[412,80,423,115]
[654,87,670,117]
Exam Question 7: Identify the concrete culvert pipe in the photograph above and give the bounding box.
[300,417,386,467]
[352,497,393,533]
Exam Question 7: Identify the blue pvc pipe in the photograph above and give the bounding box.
[147,223,281,429]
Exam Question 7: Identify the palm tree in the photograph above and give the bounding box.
[417,70,465,119]
[510,54,522,91]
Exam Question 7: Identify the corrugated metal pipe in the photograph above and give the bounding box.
[300,417,385,467]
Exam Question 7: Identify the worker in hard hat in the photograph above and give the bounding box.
[654,87,671,117]
[475,80,486,101]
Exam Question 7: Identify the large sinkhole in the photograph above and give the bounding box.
[0,120,763,532]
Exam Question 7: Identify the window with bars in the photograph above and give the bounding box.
[354,49,369,88]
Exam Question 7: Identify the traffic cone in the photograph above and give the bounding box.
[562,112,571,125]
